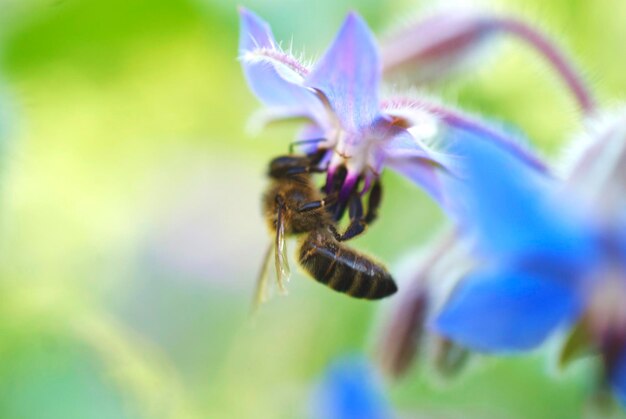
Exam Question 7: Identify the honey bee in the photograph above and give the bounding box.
[253,149,397,309]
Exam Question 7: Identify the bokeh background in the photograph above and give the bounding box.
[0,0,625,417]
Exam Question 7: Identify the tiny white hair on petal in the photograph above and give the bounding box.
[380,86,459,120]
[245,33,277,53]
[240,46,310,82]
[282,37,311,69]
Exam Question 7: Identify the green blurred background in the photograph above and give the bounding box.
[0,0,624,417]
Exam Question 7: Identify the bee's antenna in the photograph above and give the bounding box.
[288,137,325,154]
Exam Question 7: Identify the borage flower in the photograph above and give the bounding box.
[239,8,449,203]
[431,115,626,404]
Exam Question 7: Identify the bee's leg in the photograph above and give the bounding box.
[296,193,338,213]
[327,224,342,241]
[364,180,382,225]
[336,193,366,241]
[325,166,349,221]
[336,181,382,241]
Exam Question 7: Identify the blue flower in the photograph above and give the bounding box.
[431,116,626,402]
[312,356,391,419]
[239,7,450,202]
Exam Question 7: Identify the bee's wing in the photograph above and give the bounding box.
[251,242,274,314]
[274,202,290,293]
[251,204,291,314]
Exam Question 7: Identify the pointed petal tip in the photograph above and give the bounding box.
[238,6,261,20]
[237,6,256,23]
[307,10,380,131]
[237,6,263,24]
[238,7,274,52]
[341,10,375,38]
[345,10,361,23]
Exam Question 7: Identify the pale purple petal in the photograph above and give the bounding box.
[238,7,275,51]
[386,159,444,204]
[307,13,380,133]
[434,268,580,352]
[383,129,451,204]
[239,8,324,120]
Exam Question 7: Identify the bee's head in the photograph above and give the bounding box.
[268,155,312,178]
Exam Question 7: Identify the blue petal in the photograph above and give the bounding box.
[307,13,380,133]
[444,127,595,263]
[434,268,580,352]
[611,349,626,407]
[238,8,322,117]
[619,221,626,265]
[312,356,391,419]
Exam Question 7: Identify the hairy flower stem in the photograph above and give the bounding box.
[493,17,596,115]
[382,14,596,115]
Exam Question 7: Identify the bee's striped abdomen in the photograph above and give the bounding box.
[299,232,397,300]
